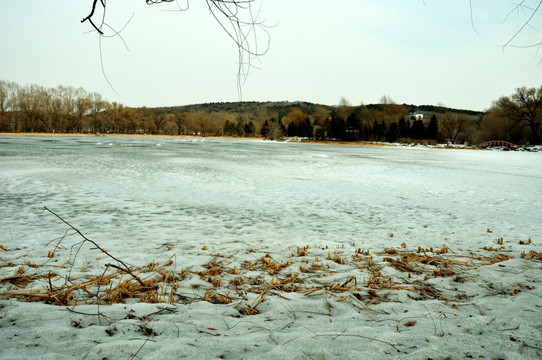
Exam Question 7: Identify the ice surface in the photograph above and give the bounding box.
[1,136,540,249]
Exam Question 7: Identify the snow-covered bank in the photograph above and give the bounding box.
[1,239,541,359]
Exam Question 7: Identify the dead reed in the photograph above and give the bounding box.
[1,210,539,315]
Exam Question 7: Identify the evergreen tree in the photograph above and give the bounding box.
[260,119,270,138]
[236,121,245,136]
[287,121,298,137]
[426,114,439,140]
[411,119,426,139]
[398,117,407,138]
[300,116,314,138]
[386,122,399,142]
[372,120,386,141]
[244,121,256,137]
[346,111,362,132]
[278,118,287,134]
[329,115,346,140]
[404,119,412,139]
[224,120,237,136]
[323,119,332,139]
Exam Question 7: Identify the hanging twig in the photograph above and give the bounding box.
[81,0,105,35]
[82,0,271,100]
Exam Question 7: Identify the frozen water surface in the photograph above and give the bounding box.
[1,135,541,251]
[1,135,542,360]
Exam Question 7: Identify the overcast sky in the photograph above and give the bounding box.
[1,1,540,111]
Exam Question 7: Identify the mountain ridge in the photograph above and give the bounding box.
[155,101,483,117]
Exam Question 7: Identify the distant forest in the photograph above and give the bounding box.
[1,80,540,145]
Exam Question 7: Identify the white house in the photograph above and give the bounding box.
[409,111,433,121]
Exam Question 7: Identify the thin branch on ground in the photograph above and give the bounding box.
[43,206,144,286]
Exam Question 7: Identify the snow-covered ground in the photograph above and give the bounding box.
[1,135,541,359]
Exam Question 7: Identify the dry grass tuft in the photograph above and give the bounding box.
[522,250,542,261]
[1,216,534,315]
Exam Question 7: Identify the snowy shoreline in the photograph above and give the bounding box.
[1,234,541,360]
[3,133,541,152]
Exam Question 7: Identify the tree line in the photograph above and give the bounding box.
[1,80,540,145]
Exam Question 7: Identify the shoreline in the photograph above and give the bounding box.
[0,132,458,146]
[0,132,220,139]
[1,132,532,151]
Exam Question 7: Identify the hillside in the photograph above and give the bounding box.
[157,101,482,118]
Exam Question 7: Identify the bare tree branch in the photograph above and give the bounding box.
[43,206,145,287]
[469,0,479,35]
[466,0,542,61]
[82,0,271,100]
[81,0,105,35]
[501,0,542,50]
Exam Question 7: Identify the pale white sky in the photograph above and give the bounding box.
[1,1,540,111]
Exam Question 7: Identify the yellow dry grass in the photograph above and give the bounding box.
[0,242,538,314]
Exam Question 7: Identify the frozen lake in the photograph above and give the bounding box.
[2,135,542,360]
[1,135,541,253]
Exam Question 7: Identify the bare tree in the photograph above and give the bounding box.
[440,112,468,144]
[496,86,542,144]
[173,111,189,135]
[0,80,16,131]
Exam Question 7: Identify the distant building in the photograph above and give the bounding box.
[409,111,433,121]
